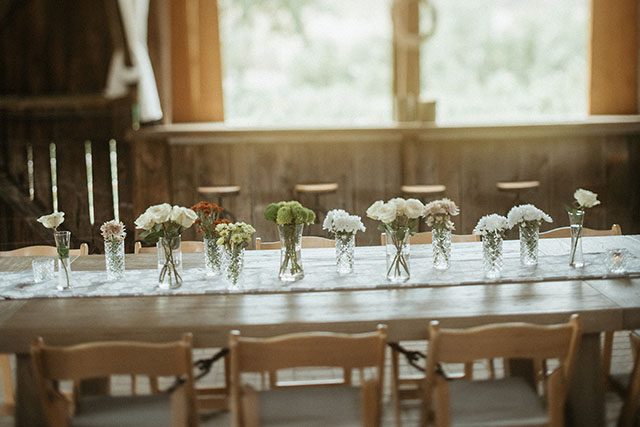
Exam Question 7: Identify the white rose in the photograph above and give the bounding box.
[134,212,155,230]
[387,198,406,216]
[574,189,600,209]
[170,206,197,228]
[378,203,397,224]
[146,203,172,224]
[404,198,425,219]
[37,212,65,229]
[366,201,385,220]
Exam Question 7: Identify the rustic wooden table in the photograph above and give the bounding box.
[1,237,639,426]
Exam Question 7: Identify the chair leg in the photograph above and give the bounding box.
[391,347,402,427]
[619,333,640,427]
[0,354,14,415]
[602,331,614,389]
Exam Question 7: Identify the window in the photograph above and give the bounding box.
[218,0,393,126]
[422,0,589,123]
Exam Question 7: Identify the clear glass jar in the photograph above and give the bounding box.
[204,237,222,277]
[222,245,245,287]
[335,233,355,275]
[54,230,72,290]
[519,221,539,266]
[432,227,451,271]
[278,224,304,282]
[568,209,585,267]
[482,231,504,279]
[386,227,410,283]
[157,235,183,289]
[104,239,125,281]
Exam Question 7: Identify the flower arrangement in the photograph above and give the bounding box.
[367,198,425,282]
[323,209,366,275]
[507,205,552,266]
[473,214,509,236]
[191,201,228,238]
[265,201,315,282]
[135,203,197,288]
[423,198,459,231]
[101,220,126,280]
[215,222,256,286]
[566,188,600,267]
[474,214,509,279]
[323,209,366,237]
[37,212,70,289]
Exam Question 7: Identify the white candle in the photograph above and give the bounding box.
[109,139,120,222]
[49,142,58,212]
[84,141,95,225]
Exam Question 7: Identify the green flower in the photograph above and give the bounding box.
[265,201,315,225]
[264,203,282,222]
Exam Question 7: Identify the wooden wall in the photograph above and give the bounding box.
[132,123,640,246]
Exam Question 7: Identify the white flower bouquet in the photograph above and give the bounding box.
[323,209,366,275]
[474,214,509,279]
[37,212,70,289]
[423,198,459,231]
[215,222,256,286]
[507,204,552,229]
[135,203,197,288]
[566,188,600,267]
[367,198,425,282]
[507,205,552,266]
[101,220,126,280]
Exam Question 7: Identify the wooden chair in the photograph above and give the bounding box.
[422,315,582,427]
[0,355,13,416]
[254,236,335,250]
[31,334,198,427]
[615,331,640,427]
[0,243,89,257]
[381,232,479,245]
[229,325,386,427]
[134,241,204,254]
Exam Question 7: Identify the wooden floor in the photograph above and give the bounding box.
[0,332,634,426]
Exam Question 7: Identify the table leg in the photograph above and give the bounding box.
[567,332,605,427]
[15,353,45,427]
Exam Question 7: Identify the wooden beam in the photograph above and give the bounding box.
[170,0,224,122]
[589,0,639,114]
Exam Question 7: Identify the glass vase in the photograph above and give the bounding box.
[432,227,451,270]
[386,227,411,283]
[157,235,183,289]
[278,224,304,282]
[519,222,539,266]
[104,239,125,281]
[204,237,222,277]
[335,233,355,275]
[482,231,504,279]
[568,209,585,268]
[222,246,245,287]
[54,230,72,291]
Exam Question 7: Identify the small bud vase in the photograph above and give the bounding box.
[335,233,355,275]
[222,246,245,287]
[204,237,222,277]
[386,227,410,283]
[432,227,451,270]
[278,224,304,282]
[157,235,183,289]
[54,230,72,290]
[568,210,585,268]
[104,239,125,281]
[519,221,539,266]
[482,231,504,279]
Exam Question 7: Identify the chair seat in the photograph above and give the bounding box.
[294,183,339,194]
[449,377,548,427]
[401,184,446,195]
[72,395,172,427]
[197,185,241,195]
[496,181,540,191]
[257,386,362,427]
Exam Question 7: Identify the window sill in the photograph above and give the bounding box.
[132,115,640,144]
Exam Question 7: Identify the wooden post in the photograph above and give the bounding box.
[589,0,639,114]
[170,0,225,122]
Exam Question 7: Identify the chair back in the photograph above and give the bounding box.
[540,224,622,239]
[380,232,479,245]
[134,241,204,254]
[424,315,581,425]
[0,243,89,257]
[31,334,197,426]
[255,236,335,250]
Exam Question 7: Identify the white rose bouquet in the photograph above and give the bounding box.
[474,214,509,279]
[367,198,425,282]
[135,203,197,288]
[215,222,256,286]
[566,188,600,267]
[37,212,70,289]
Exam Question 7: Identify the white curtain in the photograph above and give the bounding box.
[104,0,163,123]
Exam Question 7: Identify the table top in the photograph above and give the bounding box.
[0,236,639,353]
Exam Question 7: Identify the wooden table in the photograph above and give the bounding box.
[1,240,640,426]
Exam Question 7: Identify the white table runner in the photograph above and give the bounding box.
[1,236,639,299]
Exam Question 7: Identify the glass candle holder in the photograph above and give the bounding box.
[32,258,55,283]
[605,248,628,274]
